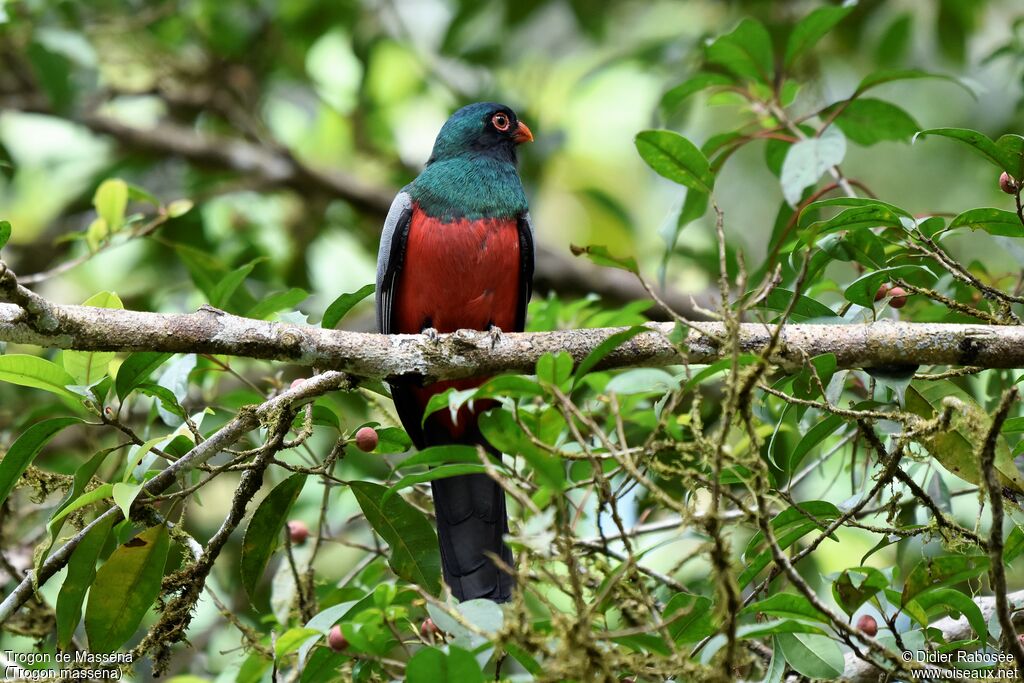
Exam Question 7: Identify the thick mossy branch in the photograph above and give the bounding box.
[0,302,1022,378]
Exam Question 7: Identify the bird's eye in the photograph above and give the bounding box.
[491,113,511,132]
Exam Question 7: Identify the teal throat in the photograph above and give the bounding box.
[408,154,528,221]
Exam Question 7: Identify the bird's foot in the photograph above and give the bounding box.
[422,327,440,345]
[488,325,503,349]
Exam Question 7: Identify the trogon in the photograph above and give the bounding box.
[375,102,535,602]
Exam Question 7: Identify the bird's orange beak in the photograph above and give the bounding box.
[513,120,534,144]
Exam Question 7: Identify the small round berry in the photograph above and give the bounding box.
[887,287,908,309]
[287,520,309,546]
[856,614,878,637]
[874,283,892,302]
[1000,172,1019,195]
[421,618,440,638]
[328,625,348,651]
[355,427,379,453]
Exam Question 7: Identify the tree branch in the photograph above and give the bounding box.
[0,301,1022,380]
[0,97,712,319]
[0,370,351,625]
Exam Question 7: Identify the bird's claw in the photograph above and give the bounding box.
[422,327,440,344]
[488,326,503,349]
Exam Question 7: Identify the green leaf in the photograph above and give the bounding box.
[605,368,679,395]
[906,384,1024,492]
[754,288,838,322]
[64,291,123,385]
[275,627,321,657]
[56,515,114,649]
[844,265,936,307]
[48,484,114,531]
[385,464,489,499]
[777,632,844,679]
[112,481,145,521]
[322,283,375,329]
[825,99,919,146]
[832,567,889,616]
[705,18,774,84]
[0,220,10,249]
[93,179,129,233]
[126,184,159,206]
[166,199,193,218]
[635,130,714,193]
[660,189,709,274]
[763,639,787,683]
[802,205,909,241]
[536,351,573,387]
[350,481,441,595]
[38,447,118,576]
[27,42,73,112]
[135,383,187,422]
[0,417,82,507]
[398,445,481,469]
[479,408,565,490]
[663,593,716,643]
[738,620,826,639]
[659,73,734,115]
[854,69,973,98]
[802,196,915,223]
[784,2,856,67]
[247,288,308,320]
[211,258,265,309]
[997,134,1024,179]
[742,593,827,622]
[915,128,1018,174]
[300,648,346,683]
[0,354,78,399]
[902,555,989,606]
[240,474,306,600]
[85,525,170,652]
[948,208,1022,237]
[780,128,846,205]
[115,352,173,400]
[370,426,411,454]
[875,14,913,66]
[787,415,844,474]
[1006,526,1024,564]
[740,502,840,587]
[406,646,484,683]
[914,588,986,641]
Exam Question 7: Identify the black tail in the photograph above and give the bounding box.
[431,473,513,602]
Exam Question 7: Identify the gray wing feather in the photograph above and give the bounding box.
[375,191,414,334]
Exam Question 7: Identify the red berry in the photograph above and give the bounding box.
[420,618,440,638]
[1000,172,1019,195]
[287,520,309,546]
[328,625,348,651]
[887,287,908,309]
[874,283,892,302]
[355,427,378,452]
[856,614,878,636]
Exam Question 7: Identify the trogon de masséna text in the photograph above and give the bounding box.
[375,102,535,602]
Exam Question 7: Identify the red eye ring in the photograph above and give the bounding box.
[491,113,511,132]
